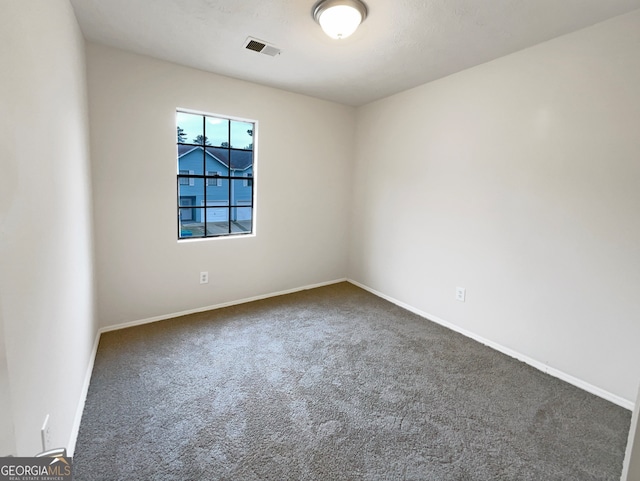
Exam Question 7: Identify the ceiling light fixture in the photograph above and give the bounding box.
[313,0,368,40]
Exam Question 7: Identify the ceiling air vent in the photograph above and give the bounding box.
[244,37,281,57]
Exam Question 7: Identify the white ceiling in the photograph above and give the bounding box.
[69,0,640,106]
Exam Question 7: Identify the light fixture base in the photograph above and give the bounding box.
[312,0,368,40]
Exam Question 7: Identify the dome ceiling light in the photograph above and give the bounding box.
[312,0,368,40]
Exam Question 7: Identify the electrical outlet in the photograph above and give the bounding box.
[456,287,466,302]
[41,414,51,451]
[200,271,209,284]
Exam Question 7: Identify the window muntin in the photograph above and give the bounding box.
[177,111,254,239]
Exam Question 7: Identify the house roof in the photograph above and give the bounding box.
[177,144,252,171]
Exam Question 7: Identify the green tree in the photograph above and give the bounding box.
[177,126,187,143]
[193,135,212,146]
[246,128,253,150]
[220,142,229,148]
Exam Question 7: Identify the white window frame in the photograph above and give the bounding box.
[177,108,256,240]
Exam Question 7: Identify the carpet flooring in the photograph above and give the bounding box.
[73,282,631,480]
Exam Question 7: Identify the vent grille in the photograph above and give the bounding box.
[244,37,281,57]
[245,39,265,53]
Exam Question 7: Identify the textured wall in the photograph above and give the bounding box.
[350,10,640,403]
[0,0,97,455]
[86,43,355,328]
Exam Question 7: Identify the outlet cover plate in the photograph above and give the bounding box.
[41,414,51,451]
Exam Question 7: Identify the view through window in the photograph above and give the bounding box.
[176,111,255,239]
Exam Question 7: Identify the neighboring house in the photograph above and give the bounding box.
[177,145,253,224]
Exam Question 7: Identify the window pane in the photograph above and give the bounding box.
[205,208,230,236]
[179,208,205,238]
[177,112,204,145]
[230,121,254,150]
[179,177,203,201]
[229,150,253,177]
[178,147,204,175]
[231,208,252,233]
[204,147,228,175]
[206,207,228,223]
[205,117,229,148]
[206,178,229,201]
[231,179,252,205]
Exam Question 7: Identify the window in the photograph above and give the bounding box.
[177,111,255,239]
[206,171,222,187]
[179,170,194,186]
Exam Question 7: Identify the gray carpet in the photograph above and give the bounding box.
[73,282,631,480]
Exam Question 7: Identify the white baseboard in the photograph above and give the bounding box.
[100,278,348,333]
[68,330,101,457]
[347,279,634,411]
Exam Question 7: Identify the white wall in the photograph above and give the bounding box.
[0,297,15,455]
[0,0,97,455]
[350,10,640,404]
[86,44,354,328]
